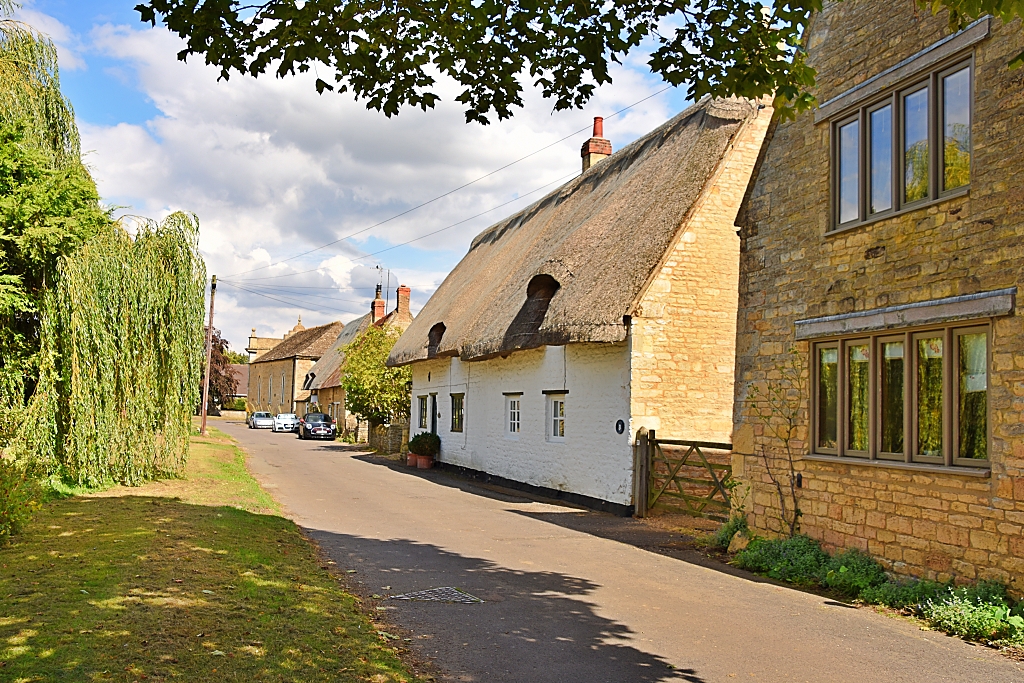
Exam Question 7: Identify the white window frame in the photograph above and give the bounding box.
[546,392,566,443]
[504,393,522,440]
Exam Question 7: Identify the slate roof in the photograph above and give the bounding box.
[252,321,343,364]
[388,97,762,366]
[303,314,372,391]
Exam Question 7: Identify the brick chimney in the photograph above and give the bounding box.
[371,284,385,323]
[396,284,411,317]
[581,117,612,172]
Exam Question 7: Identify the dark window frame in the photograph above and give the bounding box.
[830,55,973,232]
[810,322,990,469]
[418,395,428,429]
[450,393,464,433]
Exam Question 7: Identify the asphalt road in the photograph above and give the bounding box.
[218,418,1024,683]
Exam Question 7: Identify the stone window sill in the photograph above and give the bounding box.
[803,453,990,477]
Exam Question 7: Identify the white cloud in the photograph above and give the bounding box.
[43,14,682,350]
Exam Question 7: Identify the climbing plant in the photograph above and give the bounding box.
[13,213,207,486]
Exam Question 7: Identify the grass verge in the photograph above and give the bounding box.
[0,427,421,682]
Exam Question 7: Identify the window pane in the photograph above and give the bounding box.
[959,333,987,459]
[943,67,971,191]
[904,88,929,203]
[838,120,860,223]
[869,105,892,213]
[818,347,838,449]
[848,344,870,451]
[916,337,943,457]
[880,341,905,454]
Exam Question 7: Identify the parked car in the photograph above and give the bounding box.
[249,411,274,429]
[273,413,298,432]
[298,412,337,440]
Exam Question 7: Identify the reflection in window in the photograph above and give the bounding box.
[418,396,428,429]
[869,105,892,213]
[904,88,930,203]
[839,120,860,223]
[818,347,838,449]
[917,337,943,457]
[451,394,464,432]
[848,344,870,451]
[959,333,987,459]
[880,341,905,454]
[550,397,565,439]
[943,67,971,191]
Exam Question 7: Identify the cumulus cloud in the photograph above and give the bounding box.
[30,9,685,349]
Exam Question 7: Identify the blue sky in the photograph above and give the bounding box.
[20,0,691,351]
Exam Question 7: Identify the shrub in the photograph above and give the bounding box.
[859,578,946,609]
[0,459,41,543]
[407,432,440,457]
[821,548,888,597]
[734,535,829,584]
[712,515,748,550]
[921,595,1023,642]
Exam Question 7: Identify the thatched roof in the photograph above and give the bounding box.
[252,321,343,364]
[302,314,372,391]
[388,97,760,367]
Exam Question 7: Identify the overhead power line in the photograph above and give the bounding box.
[233,170,577,283]
[226,85,673,279]
[219,280,359,315]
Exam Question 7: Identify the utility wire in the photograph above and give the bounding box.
[219,280,358,315]
[234,170,577,283]
[226,86,673,279]
[220,280,369,305]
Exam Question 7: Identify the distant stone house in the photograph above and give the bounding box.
[388,100,773,511]
[732,5,1024,585]
[296,284,414,423]
[247,320,343,415]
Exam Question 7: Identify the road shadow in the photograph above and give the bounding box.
[306,529,705,683]
[346,453,767,584]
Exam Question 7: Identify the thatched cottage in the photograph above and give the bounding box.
[388,99,772,512]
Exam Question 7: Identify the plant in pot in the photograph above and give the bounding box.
[408,432,440,469]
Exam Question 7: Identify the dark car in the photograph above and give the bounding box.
[298,412,337,440]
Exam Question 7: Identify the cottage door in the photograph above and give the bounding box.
[430,394,437,434]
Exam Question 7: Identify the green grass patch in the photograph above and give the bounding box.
[0,430,421,682]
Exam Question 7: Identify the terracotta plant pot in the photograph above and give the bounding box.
[406,453,418,467]
[416,454,434,469]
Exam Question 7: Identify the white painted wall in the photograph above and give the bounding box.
[410,343,634,506]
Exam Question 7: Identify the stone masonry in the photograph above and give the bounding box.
[733,1,1024,588]
[631,101,774,442]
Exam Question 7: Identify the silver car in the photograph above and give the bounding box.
[273,413,298,432]
[249,411,274,429]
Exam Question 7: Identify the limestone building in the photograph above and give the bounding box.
[296,284,415,422]
[388,102,773,511]
[247,320,342,415]
[733,4,1024,586]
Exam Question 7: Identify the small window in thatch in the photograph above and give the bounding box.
[503,274,560,350]
[427,322,446,357]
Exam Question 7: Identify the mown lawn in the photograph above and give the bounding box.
[0,426,421,682]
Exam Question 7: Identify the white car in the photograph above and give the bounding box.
[249,411,274,429]
[273,413,298,432]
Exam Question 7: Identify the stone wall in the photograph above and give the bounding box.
[733,1,1024,588]
[631,100,774,442]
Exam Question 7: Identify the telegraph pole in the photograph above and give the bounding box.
[200,275,217,436]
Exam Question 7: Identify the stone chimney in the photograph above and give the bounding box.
[581,117,612,172]
[371,284,386,323]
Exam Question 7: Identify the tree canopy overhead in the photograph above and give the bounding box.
[136,0,1022,124]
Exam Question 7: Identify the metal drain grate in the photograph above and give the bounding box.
[390,587,483,603]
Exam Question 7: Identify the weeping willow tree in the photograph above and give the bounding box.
[0,1,78,163]
[12,213,207,486]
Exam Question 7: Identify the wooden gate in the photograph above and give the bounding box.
[633,428,733,519]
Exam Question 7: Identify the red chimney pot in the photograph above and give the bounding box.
[593,117,603,138]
